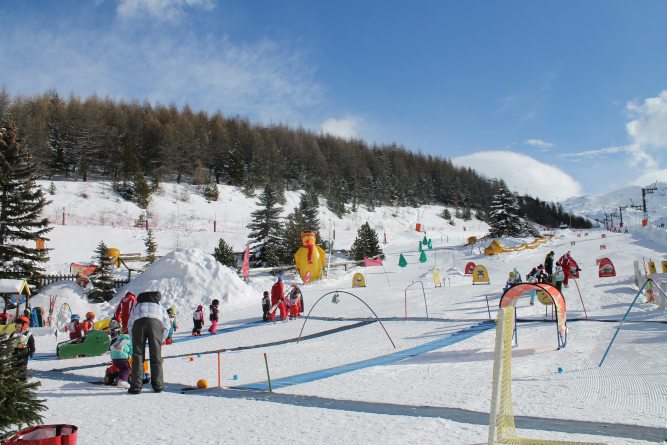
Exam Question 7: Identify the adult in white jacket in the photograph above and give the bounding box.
[127,291,171,394]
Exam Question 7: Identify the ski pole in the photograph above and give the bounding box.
[263,352,273,392]
[572,279,588,319]
[217,350,221,388]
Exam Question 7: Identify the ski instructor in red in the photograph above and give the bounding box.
[270,276,287,321]
[114,291,137,334]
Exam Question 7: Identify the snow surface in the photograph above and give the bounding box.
[17,181,667,444]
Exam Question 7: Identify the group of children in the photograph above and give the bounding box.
[64,311,97,340]
[191,299,220,336]
[504,250,581,299]
[262,277,303,322]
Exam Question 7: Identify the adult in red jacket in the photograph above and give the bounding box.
[115,292,137,334]
[269,276,287,321]
[558,251,580,287]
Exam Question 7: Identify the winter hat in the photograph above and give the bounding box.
[277,276,283,282]
[196,304,203,311]
[212,299,219,306]
[509,271,515,277]
[263,291,269,296]
[537,264,544,270]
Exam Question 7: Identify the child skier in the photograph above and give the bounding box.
[288,286,300,319]
[65,314,83,340]
[192,304,205,336]
[553,266,565,292]
[13,316,35,374]
[109,318,122,344]
[165,306,177,344]
[503,271,516,293]
[82,312,95,333]
[262,291,271,321]
[109,332,132,388]
[208,299,220,335]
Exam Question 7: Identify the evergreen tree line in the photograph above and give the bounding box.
[0,89,588,227]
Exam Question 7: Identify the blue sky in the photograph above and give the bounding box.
[2,0,667,200]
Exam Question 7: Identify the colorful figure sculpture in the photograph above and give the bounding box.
[294,232,326,283]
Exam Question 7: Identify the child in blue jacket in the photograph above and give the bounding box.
[110,333,132,388]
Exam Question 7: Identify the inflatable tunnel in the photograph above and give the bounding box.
[499,283,567,349]
[484,238,547,256]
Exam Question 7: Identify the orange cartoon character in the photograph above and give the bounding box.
[293,232,326,283]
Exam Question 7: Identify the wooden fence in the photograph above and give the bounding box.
[1,270,130,290]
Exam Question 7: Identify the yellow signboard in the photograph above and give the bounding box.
[352,272,366,287]
[433,268,442,287]
[472,264,490,285]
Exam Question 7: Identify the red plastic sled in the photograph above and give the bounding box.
[4,424,78,444]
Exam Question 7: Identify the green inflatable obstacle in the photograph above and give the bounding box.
[57,330,110,359]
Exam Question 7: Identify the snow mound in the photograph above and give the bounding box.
[30,281,114,320]
[115,248,256,317]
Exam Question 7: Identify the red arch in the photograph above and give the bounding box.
[499,283,568,349]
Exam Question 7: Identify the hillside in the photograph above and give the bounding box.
[39,179,490,275]
[563,182,667,228]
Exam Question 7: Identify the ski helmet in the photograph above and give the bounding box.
[167,306,176,316]
[71,314,80,322]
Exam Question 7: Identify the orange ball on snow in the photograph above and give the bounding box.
[196,379,208,389]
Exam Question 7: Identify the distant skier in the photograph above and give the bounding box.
[558,251,580,287]
[192,305,205,336]
[544,251,555,278]
[165,306,177,344]
[261,291,271,321]
[553,266,565,292]
[208,299,220,335]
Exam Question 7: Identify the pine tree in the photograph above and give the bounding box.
[282,207,308,264]
[144,229,157,263]
[441,208,452,221]
[0,121,51,279]
[350,222,382,261]
[488,182,524,238]
[88,241,116,302]
[299,189,321,241]
[0,334,46,440]
[246,184,285,267]
[212,238,238,269]
[114,135,151,209]
[462,207,472,221]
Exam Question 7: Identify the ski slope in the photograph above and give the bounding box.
[19,181,667,444]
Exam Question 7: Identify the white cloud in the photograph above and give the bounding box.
[451,151,582,201]
[631,169,667,187]
[321,116,362,139]
[525,139,554,150]
[1,27,321,125]
[116,0,215,21]
[626,90,667,149]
